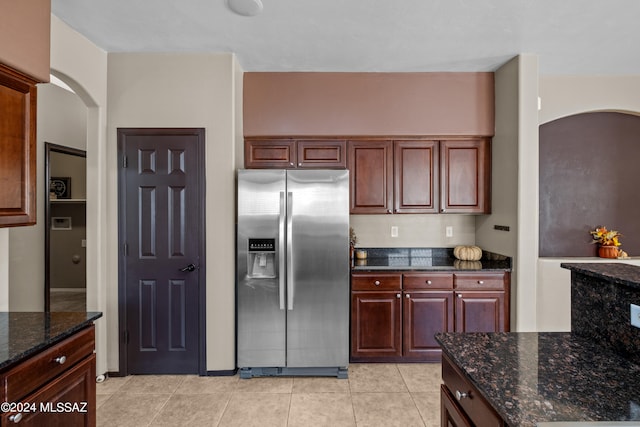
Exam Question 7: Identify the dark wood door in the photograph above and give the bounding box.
[297,139,346,168]
[454,291,505,333]
[394,140,438,213]
[118,128,205,374]
[348,140,393,214]
[350,291,402,360]
[440,139,490,213]
[403,291,453,360]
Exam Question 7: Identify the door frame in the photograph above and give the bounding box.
[116,128,207,376]
[44,142,87,313]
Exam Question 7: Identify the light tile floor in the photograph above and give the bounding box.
[97,363,442,427]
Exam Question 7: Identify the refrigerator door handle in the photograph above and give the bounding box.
[278,191,286,310]
[287,191,294,311]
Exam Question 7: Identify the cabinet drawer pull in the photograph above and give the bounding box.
[405,293,410,298]
[457,294,462,298]
[9,413,22,423]
[374,280,381,286]
[455,390,469,400]
[396,293,401,298]
[478,280,484,284]
[426,280,432,285]
[54,355,67,365]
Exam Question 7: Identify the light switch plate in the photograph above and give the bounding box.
[631,304,640,329]
[446,226,453,237]
[391,226,398,237]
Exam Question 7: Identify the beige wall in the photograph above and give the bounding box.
[535,75,640,331]
[107,53,241,372]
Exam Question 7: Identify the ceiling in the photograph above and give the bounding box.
[52,0,640,75]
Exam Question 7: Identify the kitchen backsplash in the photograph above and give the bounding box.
[350,214,476,248]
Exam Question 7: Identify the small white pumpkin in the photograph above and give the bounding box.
[453,245,483,261]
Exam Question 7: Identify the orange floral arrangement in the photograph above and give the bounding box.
[590,226,622,247]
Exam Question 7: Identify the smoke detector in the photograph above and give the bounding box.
[226,0,263,16]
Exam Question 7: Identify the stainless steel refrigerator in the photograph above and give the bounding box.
[236,169,349,379]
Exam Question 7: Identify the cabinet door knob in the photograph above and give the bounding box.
[374,280,381,286]
[478,280,484,284]
[457,294,462,298]
[405,293,410,298]
[8,413,22,423]
[54,355,67,365]
[455,390,469,400]
[396,293,401,298]
[426,280,432,285]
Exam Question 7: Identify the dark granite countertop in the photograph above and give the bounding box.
[0,312,102,371]
[561,262,640,290]
[436,332,640,426]
[352,247,512,272]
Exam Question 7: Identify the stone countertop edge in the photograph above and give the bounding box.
[0,311,103,371]
[561,262,640,290]
[436,332,640,426]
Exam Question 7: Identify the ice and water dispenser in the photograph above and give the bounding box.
[247,238,276,278]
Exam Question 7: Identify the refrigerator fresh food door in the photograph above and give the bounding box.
[286,170,350,367]
[237,169,287,368]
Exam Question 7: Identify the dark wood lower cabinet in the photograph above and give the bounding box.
[441,384,472,427]
[403,291,453,360]
[351,271,510,362]
[351,291,402,360]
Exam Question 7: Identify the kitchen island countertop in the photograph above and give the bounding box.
[436,332,640,426]
[0,311,102,371]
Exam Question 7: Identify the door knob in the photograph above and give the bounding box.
[179,264,197,272]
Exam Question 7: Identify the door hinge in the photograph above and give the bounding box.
[122,155,128,168]
[123,242,129,256]
[124,330,129,344]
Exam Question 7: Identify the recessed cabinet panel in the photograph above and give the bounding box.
[348,140,393,214]
[403,291,453,360]
[455,291,505,333]
[0,64,37,227]
[351,291,402,359]
[244,139,296,168]
[394,140,438,213]
[297,140,346,168]
[441,139,490,213]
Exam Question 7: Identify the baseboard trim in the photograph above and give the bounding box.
[50,288,87,293]
[206,368,238,377]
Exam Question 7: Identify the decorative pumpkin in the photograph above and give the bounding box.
[454,259,482,270]
[453,245,482,261]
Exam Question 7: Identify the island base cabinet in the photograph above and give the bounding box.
[441,384,472,427]
[1,354,96,427]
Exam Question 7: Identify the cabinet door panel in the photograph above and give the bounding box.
[440,139,490,213]
[441,384,473,427]
[351,291,402,359]
[455,291,505,332]
[348,140,393,214]
[394,140,438,213]
[0,64,37,227]
[297,140,346,168]
[403,291,453,360]
[244,139,295,168]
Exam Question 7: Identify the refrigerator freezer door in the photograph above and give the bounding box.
[286,170,350,367]
[237,170,287,368]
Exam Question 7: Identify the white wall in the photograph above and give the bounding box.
[535,75,640,331]
[49,15,109,376]
[9,84,87,310]
[107,53,241,372]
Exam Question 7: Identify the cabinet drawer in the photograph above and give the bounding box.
[453,273,505,290]
[351,273,401,291]
[403,273,453,289]
[442,354,503,427]
[2,326,95,402]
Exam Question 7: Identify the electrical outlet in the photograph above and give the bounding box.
[631,304,640,329]
[391,226,398,237]
[446,226,453,237]
[81,239,87,248]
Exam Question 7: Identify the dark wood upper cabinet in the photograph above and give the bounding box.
[348,140,394,214]
[440,138,491,213]
[244,139,346,169]
[0,63,37,227]
[297,140,346,168]
[394,140,438,213]
[244,139,296,168]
